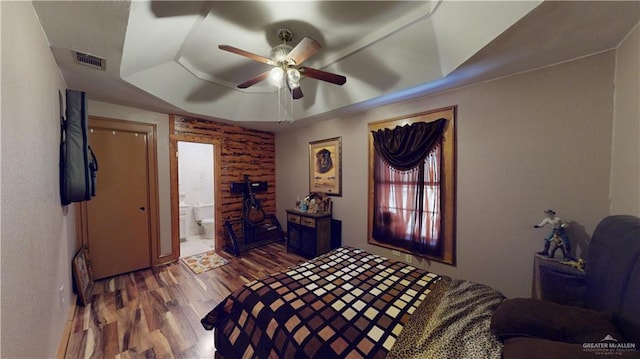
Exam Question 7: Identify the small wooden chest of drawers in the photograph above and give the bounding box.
[286,209,332,259]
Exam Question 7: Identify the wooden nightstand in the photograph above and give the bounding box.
[533,255,586,307]
[286,209,332,259]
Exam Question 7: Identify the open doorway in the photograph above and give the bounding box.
[178,141,215,257]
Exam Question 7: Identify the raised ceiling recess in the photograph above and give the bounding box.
[30,1,640,130]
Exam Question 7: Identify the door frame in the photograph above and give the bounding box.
[169,120,223,258]
[77,117,161,266]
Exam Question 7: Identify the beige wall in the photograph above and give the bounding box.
[88,101,173,256]
[1,2,75,358]
[276,51,616,298]
[610,23,640,216]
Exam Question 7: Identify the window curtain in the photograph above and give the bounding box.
[371,119,446,254]
[371,119,446,170]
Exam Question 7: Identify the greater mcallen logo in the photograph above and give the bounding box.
[583,335,636,355]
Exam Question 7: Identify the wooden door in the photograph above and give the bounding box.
[87,119,152,279]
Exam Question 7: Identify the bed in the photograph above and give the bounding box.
[201,247,505,358]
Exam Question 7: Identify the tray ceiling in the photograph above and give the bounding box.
[33,1,640,131]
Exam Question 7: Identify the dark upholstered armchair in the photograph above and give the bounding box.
[491,215,640,358]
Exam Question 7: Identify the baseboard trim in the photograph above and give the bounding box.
[56,294,78,359]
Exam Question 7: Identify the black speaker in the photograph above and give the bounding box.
[230,181,268,194]
[331,219,342,249]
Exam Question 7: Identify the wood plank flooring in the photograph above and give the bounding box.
[64,243,305,359]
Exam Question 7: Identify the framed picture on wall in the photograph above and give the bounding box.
[72,247,93,306]
[309,137,342,196]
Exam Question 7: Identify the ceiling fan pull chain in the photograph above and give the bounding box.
[290,92,294,122]
[278,85,282,122]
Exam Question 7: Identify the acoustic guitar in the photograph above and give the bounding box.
[244,175,265,224]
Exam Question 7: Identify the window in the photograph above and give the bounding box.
[372,143,441,250]
[367,106,456,265]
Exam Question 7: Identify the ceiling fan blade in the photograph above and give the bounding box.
[287,37,321,65]
[300,67,347,86]
[219,45,273,65]
[237,71,270,88]
[291,86,304,100]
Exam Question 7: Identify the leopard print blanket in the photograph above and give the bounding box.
[387,276,505,359]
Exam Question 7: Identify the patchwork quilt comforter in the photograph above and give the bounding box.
[201,247,504,358]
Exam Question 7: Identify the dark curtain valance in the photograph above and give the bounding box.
[371,118,447,171]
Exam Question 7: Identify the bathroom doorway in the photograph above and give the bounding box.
[177,141,216,257]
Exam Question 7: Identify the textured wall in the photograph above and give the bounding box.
[610,22,640,216]
[1,2,75,357]
[276,52,617,298]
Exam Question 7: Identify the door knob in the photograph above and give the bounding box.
[139,207,146,211]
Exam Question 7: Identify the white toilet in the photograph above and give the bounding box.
[193,203,214,239]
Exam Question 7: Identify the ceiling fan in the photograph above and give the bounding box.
[218,28,347,100]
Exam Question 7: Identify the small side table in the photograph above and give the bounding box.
[533,255,586,307]
[286,209,332,259]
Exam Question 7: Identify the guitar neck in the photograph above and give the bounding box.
[244,176,259,206]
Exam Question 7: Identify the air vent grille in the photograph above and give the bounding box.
[72,51,106,71]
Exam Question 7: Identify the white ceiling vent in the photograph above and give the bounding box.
[72,51,106,71]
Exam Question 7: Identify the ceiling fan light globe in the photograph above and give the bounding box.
[288,79,300,89]
[287,68,301,83]
[270,67,285,87]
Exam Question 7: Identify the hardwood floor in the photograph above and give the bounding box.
[64,243,305,359]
